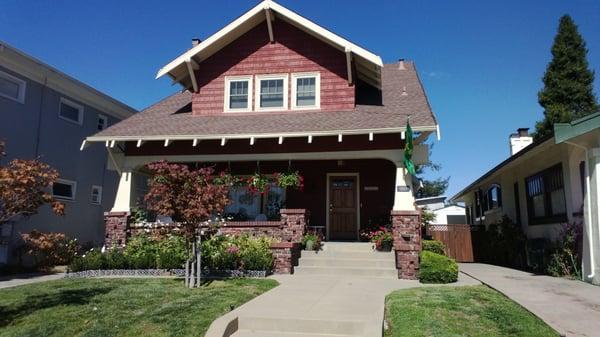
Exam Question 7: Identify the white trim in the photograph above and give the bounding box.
[265,8,274,42]
[85,125,439,144]
[326,173,360,241]
[224,75,253,113]
[155,0,382,82]
[291,72,320,110]
[97,114,108,131]
[0,69,26,104]
[255,73,289,111]
[185,59,199,92]
[58,97,84,125]
[52,179,77,201]
[90,185,103,205]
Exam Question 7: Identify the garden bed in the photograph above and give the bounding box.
[65,269,268,278]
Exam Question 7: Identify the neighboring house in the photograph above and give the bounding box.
[84,0,439,244]
[416,196,466,225]
[451,116,600,285]
[0,42,136,264]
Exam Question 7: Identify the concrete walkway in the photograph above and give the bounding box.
[0,272,65,289]
[206,272,480,337]
[460,263,600,337]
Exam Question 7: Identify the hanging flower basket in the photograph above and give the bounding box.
[247,173,270,195]
[275,171,305,191]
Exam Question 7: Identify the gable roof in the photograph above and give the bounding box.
[88,61,438,142]
[157,0,383,90]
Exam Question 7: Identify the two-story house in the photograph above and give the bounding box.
[84,0,439,272]
[0,41,137,264]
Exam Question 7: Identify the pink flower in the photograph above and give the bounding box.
[226,245,240,255]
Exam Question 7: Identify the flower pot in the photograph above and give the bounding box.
[377,240,393,252]
[305,239,315,251]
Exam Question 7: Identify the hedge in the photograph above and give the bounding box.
[419,250,458,284]
[422,240,446,255]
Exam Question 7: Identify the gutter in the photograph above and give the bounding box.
[565,141,594,280]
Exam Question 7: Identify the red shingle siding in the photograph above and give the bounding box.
[192,19,353,115]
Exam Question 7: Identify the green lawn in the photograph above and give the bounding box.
[385,285,559,337]
[0,278,277,337]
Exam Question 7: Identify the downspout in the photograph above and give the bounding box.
[565,141,594,279]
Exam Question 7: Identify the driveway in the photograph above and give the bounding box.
[460,263,600,337]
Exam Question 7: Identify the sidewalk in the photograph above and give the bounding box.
[0,273,65,289]
[460,263,600,337]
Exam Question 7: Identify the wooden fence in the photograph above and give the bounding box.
[427,224,474,262]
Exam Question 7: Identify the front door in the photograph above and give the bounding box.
[329,176,358,240]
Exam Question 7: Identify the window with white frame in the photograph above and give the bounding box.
[292,73,320,109]
[224,76,252,112]
[97,114,108,130]
[256,74,288,110]
[0,70,26,104]
[91,185,103,204]
[52,179,77,201]
[59,98,84,125]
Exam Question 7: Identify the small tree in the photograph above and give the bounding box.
[0,141,65,225]
[144,161,229,288]
[534,15,599,139]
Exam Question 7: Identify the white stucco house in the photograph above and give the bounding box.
[415,196,466,225]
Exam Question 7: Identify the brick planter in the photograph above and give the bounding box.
[270,242,301,274]
[391,210,422,280]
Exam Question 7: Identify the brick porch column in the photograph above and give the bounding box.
[280,209,308,243]
[391,210,421,279]
[270,242,301,274]
[104,212,129,248]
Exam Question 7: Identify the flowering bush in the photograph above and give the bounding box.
[366,227,394,251]
[20,230,79,269]
[201,234,274,271]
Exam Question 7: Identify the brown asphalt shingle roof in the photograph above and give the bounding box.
[91,62,437,140]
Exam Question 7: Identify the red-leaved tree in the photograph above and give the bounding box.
[144,161,229,287]
[0,140,65,225]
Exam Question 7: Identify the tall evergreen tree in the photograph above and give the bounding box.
[534,15,599,139]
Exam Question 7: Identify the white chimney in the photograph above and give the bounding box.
[509,128,533,155]
[192,38,201,47]
[399,58,406,70]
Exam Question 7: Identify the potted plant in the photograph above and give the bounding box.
[274,171,304,191]
[302,232,321,251]
[370,227,393,252]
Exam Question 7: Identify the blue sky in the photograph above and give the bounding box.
[1,0,599,197]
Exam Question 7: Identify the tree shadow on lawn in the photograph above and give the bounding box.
[0,285,115,327]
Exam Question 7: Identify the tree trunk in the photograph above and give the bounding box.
[196,235,202,286]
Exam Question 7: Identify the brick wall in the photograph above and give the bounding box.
[391,210,422,280]
[270,242,301,274]
[192,19,353,115]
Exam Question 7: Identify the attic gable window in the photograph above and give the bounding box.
[0,70,26,104]
[224,76,252,112]
[256,74,288,111]
[292,73,320,109]
[59,98,84,125]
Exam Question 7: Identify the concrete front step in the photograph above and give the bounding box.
[321,242,376,252]
[299,256,394,268]
[294,265,398,278]
[232,330,358,337]
[301,250,394,260]
[235,317,366,336]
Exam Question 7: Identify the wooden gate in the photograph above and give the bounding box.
[427,224,474,262]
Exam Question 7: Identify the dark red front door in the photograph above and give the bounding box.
[329,176,358,240]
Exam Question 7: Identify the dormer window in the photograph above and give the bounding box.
[292,72,320,109]
[256,74,288,111]
[224,76,252,112]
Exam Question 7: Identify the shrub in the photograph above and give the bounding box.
[546,222,583,278]
[123,235,158,269]
[422,240,446,255]
[419,251,458,284]
[201,234,274,271]
[105,248,128,269]
[370,227,393,251]
[20,230,79,269]
[156,235,187,269]
[69,249,106,272]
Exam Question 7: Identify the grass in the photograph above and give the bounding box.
[0,278,278,337]
[385,285,559,337]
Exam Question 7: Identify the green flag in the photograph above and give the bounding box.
[403,119,416,175]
